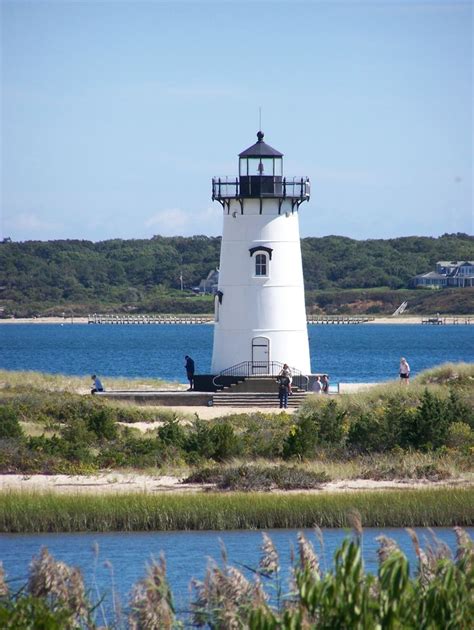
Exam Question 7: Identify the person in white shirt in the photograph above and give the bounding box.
[399,358,410,385]
[312,375,322,394]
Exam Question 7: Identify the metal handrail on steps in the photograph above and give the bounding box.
[212,361,309,391]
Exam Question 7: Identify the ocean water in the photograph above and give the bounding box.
[0,323,472,383]
[0,527,471,622]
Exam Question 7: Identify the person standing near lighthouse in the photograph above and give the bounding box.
[211,131,311,379]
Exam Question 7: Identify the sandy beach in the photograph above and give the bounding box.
[1,472,471,495]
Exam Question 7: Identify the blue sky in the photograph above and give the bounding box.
[1,0,472,242]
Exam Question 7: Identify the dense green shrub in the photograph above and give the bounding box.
[99,440,159,468]
[183,464,330,491]
[158,417,187,449]
[183,420,242,462]
[283,400,346,458]
[282,414,318,459]
[446,422,474,451]
[0,407,23,439]
[85,406,117,440]
[347,412,385,453]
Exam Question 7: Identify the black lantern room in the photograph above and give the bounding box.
[212,131,310,211]
[238,131,283,197]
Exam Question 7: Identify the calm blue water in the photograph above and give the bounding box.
[0,527,470,622]
[0,323,472,383]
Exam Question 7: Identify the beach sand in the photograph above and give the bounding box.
[1,472,471,495]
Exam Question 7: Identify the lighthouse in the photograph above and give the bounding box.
[211,131,311,378]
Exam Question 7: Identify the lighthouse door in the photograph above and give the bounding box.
[251,337,270,374]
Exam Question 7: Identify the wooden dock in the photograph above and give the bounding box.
[88,314,376,325]
[421,316,473,325]
[88,314,214,325]
[88,314,472,326]
[307,315,375,324]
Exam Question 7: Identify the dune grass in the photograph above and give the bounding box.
[0,369,183,396]
[0,487,472,533]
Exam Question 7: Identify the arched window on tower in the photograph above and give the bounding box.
[255,253,268,277]
[249,245,273,278]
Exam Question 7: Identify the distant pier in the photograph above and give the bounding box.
[421,316,473,325]
[88,313,377,325]
[88,314,214,325]
[307,315,375,324]
[87,314,473,325]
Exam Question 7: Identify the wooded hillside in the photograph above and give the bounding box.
[1,233,472,316]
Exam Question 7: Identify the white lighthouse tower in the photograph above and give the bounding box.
[211,131,311,379]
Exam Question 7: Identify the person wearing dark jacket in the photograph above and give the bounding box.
[185,355,195,391]
[278,376,290,409]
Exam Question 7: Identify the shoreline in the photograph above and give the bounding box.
[1,472,472,495]
[1,315,472,325]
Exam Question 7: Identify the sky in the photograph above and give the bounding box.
[1,0,472,242]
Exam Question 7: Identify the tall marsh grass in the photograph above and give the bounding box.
[1,526,472,628]
[0,488,472,533]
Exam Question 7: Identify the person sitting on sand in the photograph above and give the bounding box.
[91,374,104,394]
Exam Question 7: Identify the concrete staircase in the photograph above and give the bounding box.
[212,376,308,408]
[212,391,307,408]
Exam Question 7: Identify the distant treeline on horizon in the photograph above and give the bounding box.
[1,233,473,317]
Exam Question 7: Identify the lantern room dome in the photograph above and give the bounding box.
[238,131,283,158]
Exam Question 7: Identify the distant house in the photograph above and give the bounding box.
[411,261,474,288]
[198,269,219,294]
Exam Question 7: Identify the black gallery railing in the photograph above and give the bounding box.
[212,176,310,200]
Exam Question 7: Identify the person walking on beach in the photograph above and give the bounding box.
[399,357,410,385]
[185,355,195,391]
[278,363,293,394]
[91,374,104,394]
[278,375,290,409]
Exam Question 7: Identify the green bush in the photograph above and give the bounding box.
[0,407,23,439]
[316,400,347,445]
[283,400,346,458]
[183,464,330,491]
[85,405,117,440]
[158,416,186,449]
[0,595,75,629]
[283,414,318,459]
[207,423,242,461]
[184,420,242,462]
[97,435,165,469]
[446,422,474,451]
[347,413,385,453]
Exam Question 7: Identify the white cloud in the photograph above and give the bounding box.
[3,212,61,235]
[145,206,220,237]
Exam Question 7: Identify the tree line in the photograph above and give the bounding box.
[0,233,472,316]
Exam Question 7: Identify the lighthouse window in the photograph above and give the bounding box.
[255,253,268,276]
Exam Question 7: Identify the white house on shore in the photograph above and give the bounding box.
[411,261,474,288]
